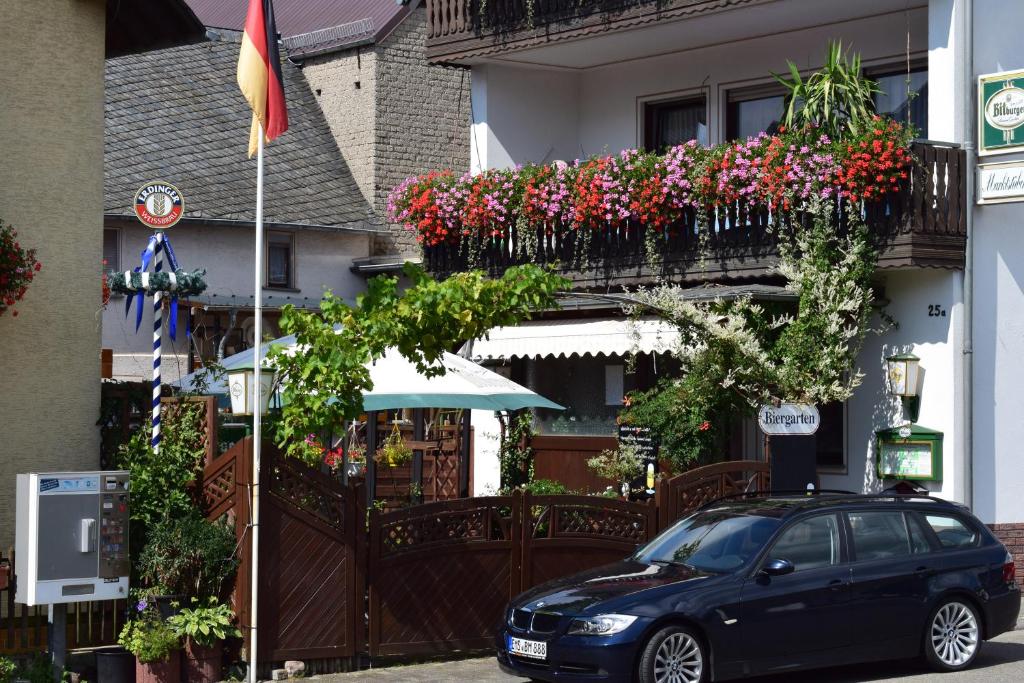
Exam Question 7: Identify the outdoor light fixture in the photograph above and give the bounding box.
[226,360,276,416]
[886,352,921,423]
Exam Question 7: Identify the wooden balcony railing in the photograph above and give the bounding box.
[425,0,773,62]
[423,141,966,286]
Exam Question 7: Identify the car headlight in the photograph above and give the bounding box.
[567,614,638,636]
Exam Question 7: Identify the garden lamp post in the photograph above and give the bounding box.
[886,352,921,423]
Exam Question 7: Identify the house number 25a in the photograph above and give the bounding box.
[928,304,947,317]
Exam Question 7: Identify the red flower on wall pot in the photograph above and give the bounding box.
[0,219,41,318]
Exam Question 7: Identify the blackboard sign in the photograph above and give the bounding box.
[619,423,659,500]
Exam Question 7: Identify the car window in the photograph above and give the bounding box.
[922,514,979,550]
[635,508,783,573]
[768,514,841,572]
[906,513,933,554]
[848,511,913,561]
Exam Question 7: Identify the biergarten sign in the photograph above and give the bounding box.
[979,69,1024,155]
[977,160,1024,204]
[758,403,820,436]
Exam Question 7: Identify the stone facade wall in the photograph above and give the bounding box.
[372,9,472,257]
[303,47,378,210]
[0,0,106,548]
[990,523,1024,588]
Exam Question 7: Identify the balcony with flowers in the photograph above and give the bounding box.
[387,119,966,287]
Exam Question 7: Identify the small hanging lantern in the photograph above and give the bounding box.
[886,352,921,422]
[226,360,276,416]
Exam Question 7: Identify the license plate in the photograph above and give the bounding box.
[509,635,547,660]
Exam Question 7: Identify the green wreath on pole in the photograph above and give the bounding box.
[108,269,208,297]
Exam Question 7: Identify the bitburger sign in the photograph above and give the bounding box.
[979,69,1024,155]
[758,403,820,436]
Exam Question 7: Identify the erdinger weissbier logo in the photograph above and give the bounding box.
[133,182,184,229]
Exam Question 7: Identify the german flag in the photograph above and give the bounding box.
[237,0,288,157]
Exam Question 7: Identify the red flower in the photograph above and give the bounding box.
[699,420,711,432]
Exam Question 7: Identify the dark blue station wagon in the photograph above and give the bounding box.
[496,494,1021,683]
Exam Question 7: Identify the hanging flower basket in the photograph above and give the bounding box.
[0,219,41,317]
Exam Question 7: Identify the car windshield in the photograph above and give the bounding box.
[634,507,783,573]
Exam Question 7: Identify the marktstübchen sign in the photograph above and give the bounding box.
[979,69,1024,155]
[758,403,820,435]
[978,160,1024,204]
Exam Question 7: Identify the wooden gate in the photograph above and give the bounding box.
[366,492,657,657]
[203,438,364,667]
[656,460,771,530]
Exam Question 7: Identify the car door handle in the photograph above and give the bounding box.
[828,579,848,590]
[914,566,936,577]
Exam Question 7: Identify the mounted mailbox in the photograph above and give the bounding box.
[876,425,944,482]
[15,471,130,606]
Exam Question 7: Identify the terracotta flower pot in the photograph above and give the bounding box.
[135,650,180,683]
[184,639,223,683]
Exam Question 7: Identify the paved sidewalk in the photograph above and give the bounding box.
[312,630,1024,682]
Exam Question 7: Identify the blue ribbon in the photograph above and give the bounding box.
[124,232,186,341]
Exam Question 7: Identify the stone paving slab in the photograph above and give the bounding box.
[309,630,1024,683]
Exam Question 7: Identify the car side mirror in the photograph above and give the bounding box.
[761,558,795,577]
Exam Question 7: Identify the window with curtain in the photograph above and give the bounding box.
[873,67,928,135]
[267,231,294,289]
[816,401,846,471]
[644,97,708,150]
[726,89,786,140]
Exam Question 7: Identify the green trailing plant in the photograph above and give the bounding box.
[375,423,413,468]
[107,268,207,297]
[137,511,238,600]
[498,412,536,490]
[119,604,180,663]
[773,41,882,137]
[114,402,209,556]
[621,196,884,469]
[269,264,567,460]
[168,599,241,647]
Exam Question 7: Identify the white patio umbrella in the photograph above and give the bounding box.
[174,335,562,412]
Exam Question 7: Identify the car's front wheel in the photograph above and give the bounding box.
[924,599,981,672]
[638,625,708,683]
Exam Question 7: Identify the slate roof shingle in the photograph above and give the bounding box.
[105,34,371,227]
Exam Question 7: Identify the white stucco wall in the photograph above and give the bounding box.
[472,409,503,495]
[969,0,1024,525]
[822,270,964,499]
[102,223,372,381]
[473,7,931,169]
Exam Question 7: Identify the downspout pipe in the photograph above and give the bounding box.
[961,0,975,511]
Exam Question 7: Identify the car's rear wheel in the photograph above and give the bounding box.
[638,625,707,683]
[924,599,981,672]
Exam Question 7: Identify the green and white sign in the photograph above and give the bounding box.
[875,424,944,482]
[979,69,1024,155]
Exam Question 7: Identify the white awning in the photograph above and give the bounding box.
[464,318,678,361]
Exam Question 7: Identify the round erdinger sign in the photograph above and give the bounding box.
[133,182,184,229]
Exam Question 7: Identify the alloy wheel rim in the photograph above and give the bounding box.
[653,632,702,683]
[931,602,979,667]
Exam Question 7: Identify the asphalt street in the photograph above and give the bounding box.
[316,629,1024,682]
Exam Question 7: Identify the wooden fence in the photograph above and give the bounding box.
[0,549,126,655]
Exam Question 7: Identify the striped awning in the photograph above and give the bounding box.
[463,318,678,361]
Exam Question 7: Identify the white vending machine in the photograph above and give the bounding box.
[15,471,130,606]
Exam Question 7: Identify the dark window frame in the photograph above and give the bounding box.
[103,227,121,273]
[867,60,928,134]
[265,230,296,290]
[642,94,708,151]
[725,83,788,141]
[816,400,847,474]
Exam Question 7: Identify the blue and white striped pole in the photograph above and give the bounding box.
[152,233,164,453]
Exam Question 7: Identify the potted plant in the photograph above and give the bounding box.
[586,442,643,498]
[169,599,241,683]
[118,600,181,683]
[137,511,238,617]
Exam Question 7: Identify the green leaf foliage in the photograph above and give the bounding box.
[136,510,238,600]
[119,607,180,663]
[773,41,883,137]
[168,599,241,648]
[270,264,567,460]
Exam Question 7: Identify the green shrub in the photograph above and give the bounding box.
[0,657,15,683]
[137,510,238,599]
[119,605,180,663]
[168,599,241,647]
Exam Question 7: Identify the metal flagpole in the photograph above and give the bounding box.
[152,233,164,454]
[249,124,265,683]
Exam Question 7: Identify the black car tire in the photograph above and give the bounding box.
[923,598,982,672]
[638,625,708,683]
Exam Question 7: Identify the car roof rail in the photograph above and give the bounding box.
[697,489,858,510]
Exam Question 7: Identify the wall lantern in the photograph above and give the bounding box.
[886,352,921,423]
[226,360,276,416]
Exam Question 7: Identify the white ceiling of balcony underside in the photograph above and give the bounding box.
[475,0,927,70]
